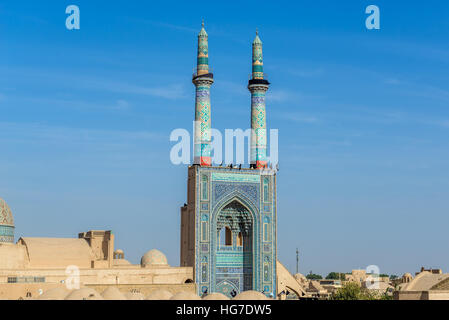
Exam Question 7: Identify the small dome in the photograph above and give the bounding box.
[0,198,15,243]
[114,249,125,260]
[146,290,173,300]
[38,287,71,300]
[233,290,269,300]
[65,288,104,300]
[141,249,168,267]
[102,287,126,300]
[202,292,229,300]
[170,291,201,300]
[402,273,413,283]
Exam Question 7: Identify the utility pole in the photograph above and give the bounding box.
[296,248,299,274]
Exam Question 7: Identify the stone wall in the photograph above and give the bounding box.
[87,283,196,297]
[393,290,449,300]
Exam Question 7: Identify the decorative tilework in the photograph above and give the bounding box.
[193,167,277,298]
[197,22,209,76]
[212,172,260,183]
[252,32,264,80]
[213,183,259,211]
[249,32,269,169]
[250,90,268,166]
[193,24,213,166]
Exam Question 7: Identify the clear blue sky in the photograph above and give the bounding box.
[0,1,448,277]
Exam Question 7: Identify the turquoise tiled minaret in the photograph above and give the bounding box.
[248,30,269,169]
[193,21,214,166]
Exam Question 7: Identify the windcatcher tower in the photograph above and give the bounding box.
[192,21,214,166]
[248,30,270,169]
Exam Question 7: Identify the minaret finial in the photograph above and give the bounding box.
[251,30,263,79]
[197,21,209,75]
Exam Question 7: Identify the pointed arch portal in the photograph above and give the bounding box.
[214,199,254,297]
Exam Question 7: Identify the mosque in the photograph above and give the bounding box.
[0,23,302,300]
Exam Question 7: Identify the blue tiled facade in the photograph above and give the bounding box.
[191,166,277,298]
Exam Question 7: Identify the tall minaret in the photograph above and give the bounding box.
[193,21,214,166]
[248,30,269,169]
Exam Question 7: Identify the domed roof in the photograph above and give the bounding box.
[233,290,269,300]
[114,249,124,255]
[0,198,14,227]
[170,291,201,300]
[202,292,229,300]
[38,287,71,300]
[146,290,173,300]
[101,287,126,300]
[65,288,104,300]
[141,249,168,267]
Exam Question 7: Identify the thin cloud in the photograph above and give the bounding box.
[427,119,449,128]
[0,66,188,101]
[81,79,188,100]
[0,122,165,145]
[278,112,319,124]
[114,99,130,110]
[127,18,197,33]
[219,80,247,96]
[5,96,133,113]
[267,90,300,102]
[288,67,325,78]
[384,78,401,85]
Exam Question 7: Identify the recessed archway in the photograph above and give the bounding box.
[214,199,254,297]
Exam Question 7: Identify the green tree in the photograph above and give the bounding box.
[331,282,377,300]
[325,272,346,280]
[306,271,322,280]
